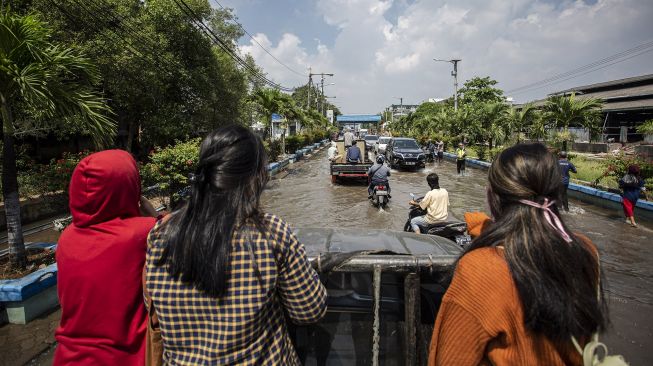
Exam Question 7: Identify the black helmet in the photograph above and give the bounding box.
[376,155,385,164]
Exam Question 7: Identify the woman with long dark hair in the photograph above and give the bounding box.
[145,125,327,365]
[428,143,608,365]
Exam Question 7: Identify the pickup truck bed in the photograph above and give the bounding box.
[330,140,372,183]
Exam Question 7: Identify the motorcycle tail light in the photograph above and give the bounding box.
[377,185,386,190]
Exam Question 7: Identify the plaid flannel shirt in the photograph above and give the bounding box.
[145,213,327,365]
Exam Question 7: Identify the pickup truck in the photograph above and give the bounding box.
[330,140,373,184]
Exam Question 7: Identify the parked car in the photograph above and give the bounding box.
[375,136,391,155]
[364,135,379,150]
[386,137,426,169]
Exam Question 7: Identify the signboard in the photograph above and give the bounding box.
[326,110,334,124]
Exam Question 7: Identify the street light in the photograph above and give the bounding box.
[434,58,461,111]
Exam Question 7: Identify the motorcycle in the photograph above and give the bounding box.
[371,183,390,209]
[423,147,435,163]
[404,193,471,247]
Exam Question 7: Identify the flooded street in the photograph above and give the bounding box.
[263,149,653,365]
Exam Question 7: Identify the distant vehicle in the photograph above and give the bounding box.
[330,140,373,184]
[375,136,391,154]
[364,135,379,150]
[385,138,426,169]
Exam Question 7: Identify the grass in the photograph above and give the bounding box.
[568,155,619,189]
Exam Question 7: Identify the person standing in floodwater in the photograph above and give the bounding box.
[455,143,467,175]
[558,151,576,212]
[619,164,647,228]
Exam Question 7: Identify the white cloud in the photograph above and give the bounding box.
[240,0,653,112]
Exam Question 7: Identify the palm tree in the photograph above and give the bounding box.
[544,93,603,150]
[1,11,115,268]
[507,103,537,142]
[480,102,509,150]
[251,88,284,141]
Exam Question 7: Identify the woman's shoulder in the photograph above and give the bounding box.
[445,247,516,315]
[458,247,509,275]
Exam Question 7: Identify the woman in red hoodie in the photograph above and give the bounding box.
[54,150,158,365]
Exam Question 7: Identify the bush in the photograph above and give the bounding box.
[600,152,653,194]
[476,145,487,161]
[41,151,93,194]
[140,139,201,203]
[285,135,302,153]
[636,119,653,135]
[488,147,504,162]
[264,139,282,163]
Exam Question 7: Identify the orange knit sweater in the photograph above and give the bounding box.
[428,213,586,366]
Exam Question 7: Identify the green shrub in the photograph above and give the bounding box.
[264,139,282,163]
[140,138,201,203]
[285,135,302,153]
[42,151,93,194]
[488,147,504,162]
[599,152,653,194]
[476,145,487,161]
[636,119,653,135]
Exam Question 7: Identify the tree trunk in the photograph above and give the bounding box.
[1,94,27,269]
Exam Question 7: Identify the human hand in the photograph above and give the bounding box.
[139,196,159,217]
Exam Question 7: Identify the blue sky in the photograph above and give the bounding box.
[218,0,653,113]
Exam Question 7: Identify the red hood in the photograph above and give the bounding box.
[69,150,141,227]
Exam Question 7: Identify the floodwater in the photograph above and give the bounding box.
[262,149,653,365]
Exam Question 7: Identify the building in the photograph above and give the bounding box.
[336,114,382,133]
[525,74,653,143]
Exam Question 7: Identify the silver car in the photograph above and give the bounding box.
[375,136,391,154]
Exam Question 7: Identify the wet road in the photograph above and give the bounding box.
[262,149,652,365]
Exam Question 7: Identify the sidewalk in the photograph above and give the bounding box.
[0,308,59,366]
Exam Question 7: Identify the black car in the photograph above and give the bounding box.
[385,137,426,169]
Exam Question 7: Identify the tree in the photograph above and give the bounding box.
[458,76,505,106]
[29,0,252,152]
[544,93,603,149]
[0,10,115,268]
[507,103,538,142]
[290,84,341,116]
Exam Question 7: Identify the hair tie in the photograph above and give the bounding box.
[518,198,573,243]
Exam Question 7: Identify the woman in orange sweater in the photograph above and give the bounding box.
[428,143,608,366]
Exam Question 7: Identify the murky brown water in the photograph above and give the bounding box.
[262,149,653,365]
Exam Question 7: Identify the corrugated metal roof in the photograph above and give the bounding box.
[555,74,653,94]
[337,114,382,123]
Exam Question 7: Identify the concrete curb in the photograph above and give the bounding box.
[268,140,329,177]
[0,243,59,324]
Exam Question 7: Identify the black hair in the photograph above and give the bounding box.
[156,125,268,297]
[465,143,607,341]
[427,173,440,189]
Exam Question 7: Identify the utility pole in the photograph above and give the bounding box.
[307,72,334,112]
[307,67,312,110]
[321,75,325,116]
[434,58,461,111]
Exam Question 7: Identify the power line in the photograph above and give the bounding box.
[211,0,306,77]
[507,39,653,95]
[53,0,178,79]
[172,0,294,92]
[509,47,653,96]
[82,0,184,73]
